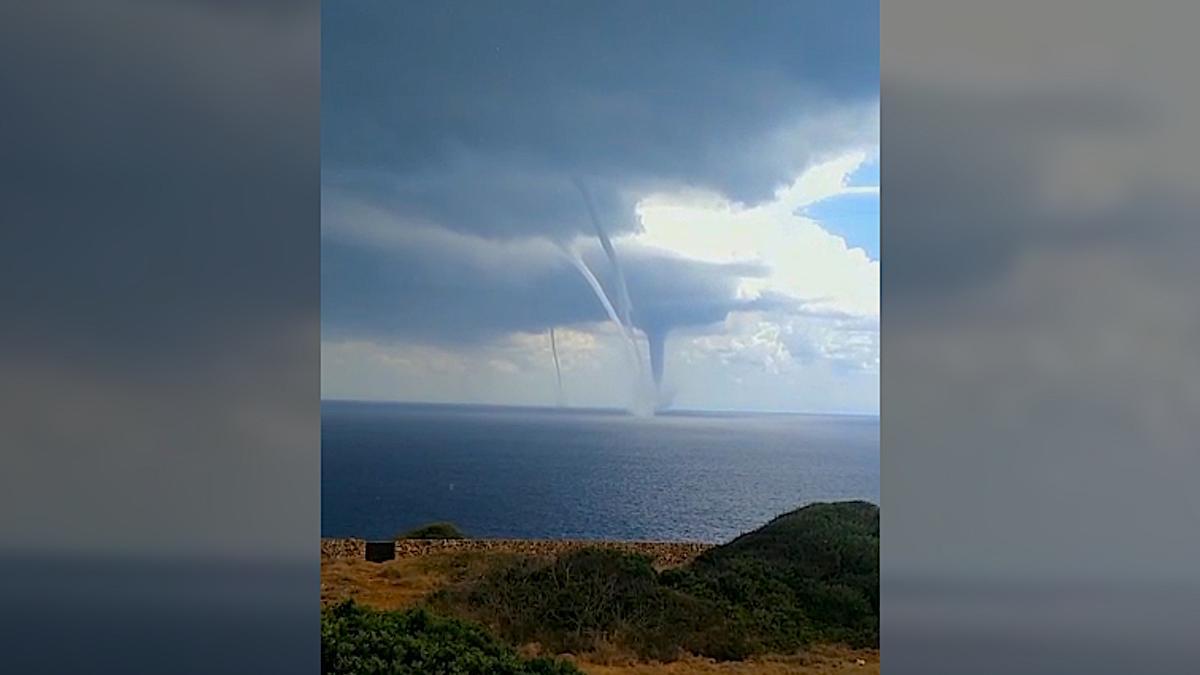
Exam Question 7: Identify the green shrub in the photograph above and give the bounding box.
[396,521,468,540]
[430,548,731,660]
[418,502,879,661]
[668,501,879,649]
[321,600,579,674]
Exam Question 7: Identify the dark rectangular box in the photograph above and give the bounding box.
[364,541,395,563]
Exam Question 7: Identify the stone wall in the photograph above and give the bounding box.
[321,537,713,568]
[321,538,366,559]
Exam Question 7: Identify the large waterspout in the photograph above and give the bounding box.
[646,328,666,389]
[562,248,646,377]
[564,249,625,337]
[573,178,635,330]
[560,180,656,415]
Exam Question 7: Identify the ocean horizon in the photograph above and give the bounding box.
[322,400,879,542]
[322,398,880,420]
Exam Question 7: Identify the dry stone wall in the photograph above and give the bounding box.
[321,537,712,568]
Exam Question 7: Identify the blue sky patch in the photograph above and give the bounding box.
[846,157,879,187]
[803,190,879,260]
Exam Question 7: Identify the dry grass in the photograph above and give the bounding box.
[320,554,879,675]
[320,550,524,610]
[573,646,879,675]
[320,555,453,610]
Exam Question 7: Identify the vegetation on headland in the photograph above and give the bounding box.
[322,601,580,674]
[322,501,879,673]
[396,521,468,540]
[664,500,879,651]
[428,501,878,660]
[429,547,724,660]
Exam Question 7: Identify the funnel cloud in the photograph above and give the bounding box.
[549,328,565,407]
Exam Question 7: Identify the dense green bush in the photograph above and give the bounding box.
[321,601,579,675]
[430,548,732,660]
[327,502,878,666]
[427,501,879,660]
[666,500,880,648]
[397,521,468,540]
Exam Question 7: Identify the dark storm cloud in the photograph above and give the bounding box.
[624,251,776,332]
[321,228,779,347]
[322,1,877,347]
[322,0,878,240]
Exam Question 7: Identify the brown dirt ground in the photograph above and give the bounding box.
[320,553,879,675]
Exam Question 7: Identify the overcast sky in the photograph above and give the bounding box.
[321,1,880,413]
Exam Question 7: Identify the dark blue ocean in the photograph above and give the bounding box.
[322,400,879,542]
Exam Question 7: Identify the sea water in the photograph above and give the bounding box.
[321,400,879,542]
